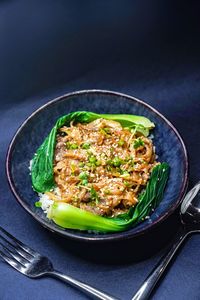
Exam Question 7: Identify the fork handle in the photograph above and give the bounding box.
[47,270,118,300]
[131,228,190,300]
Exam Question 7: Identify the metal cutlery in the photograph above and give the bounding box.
[132,182,200,300]
[0,226,118,300]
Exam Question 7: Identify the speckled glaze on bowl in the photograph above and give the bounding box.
[6,90,188,242]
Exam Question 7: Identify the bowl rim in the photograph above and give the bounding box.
[6,89,188,242]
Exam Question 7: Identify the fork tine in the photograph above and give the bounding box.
[0,226,37,256]
[0,249,26,272]
[0,233,33,261]
[0,241,28,266]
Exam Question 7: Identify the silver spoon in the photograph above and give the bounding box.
[132,181,200,300]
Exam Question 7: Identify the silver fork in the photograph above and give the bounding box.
[0,226,118,300]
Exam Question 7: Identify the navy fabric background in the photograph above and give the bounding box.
[1,1,200,299]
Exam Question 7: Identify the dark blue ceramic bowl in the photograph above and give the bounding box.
[6,90,188,242]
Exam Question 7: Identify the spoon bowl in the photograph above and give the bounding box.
[181,182,200,225]
[132,181,200,300]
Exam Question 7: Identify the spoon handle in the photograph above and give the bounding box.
[131,228,190,300]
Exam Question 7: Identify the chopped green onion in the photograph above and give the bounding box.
[86,162,92,167]
[106,165,112,172]
[89,156,97,164]
[112,157,122,167]
[104,189,111,195]
[79,172,88,180]
[79,172,89,185]
[65,141,71,149]
[133,138,144,149]
[82,179,88,186]
[106,159,112,165]
[121,170,130,176]
[79,162,85,168]
[124,180,132,187]
[95,160,101,166]
[90,186,99,203]
[118,139,125,146]
[70,163,76,175]
[70,143,78,149]
[66,142,79,149]
[81,143,90,149]
[103,127,111,134]
[110,147,114,153]
[106,157,123,168]
[100,128,110,136]
[35,201,42,208]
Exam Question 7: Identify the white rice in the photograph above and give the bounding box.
[38,193,54,213]
[29,159,33,173]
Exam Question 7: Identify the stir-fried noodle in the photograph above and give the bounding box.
[45,118,158,217]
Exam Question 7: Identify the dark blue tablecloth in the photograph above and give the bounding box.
[1,1,200,299]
